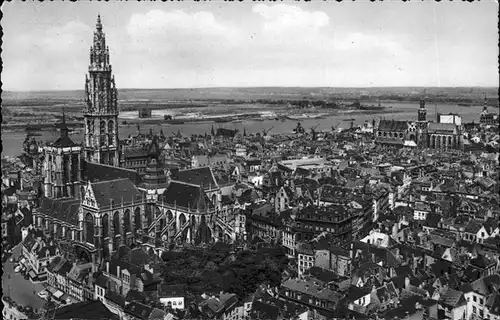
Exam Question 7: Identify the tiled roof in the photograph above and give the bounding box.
[158,283,186,298]
[108,258,138,278]
[67,262,93,282]
[52,135,78,148]
[437,288,465,307]
[38,197,80,226]
[378,120,409,132]
[123,147,149,159]
[465,219,483,234]
[281,278,342,302]
[468,274,500,296]
[486,292,500,315]
[161,181,212,210]
[250,300,280,320]
[175,166,218,190]
[82,161,142,184]
[124,301,153,320]
[148,308,166,320]
[54,300,117,320]
[95,274,109,288]
[91,178,142,208]
[428,122,457,133]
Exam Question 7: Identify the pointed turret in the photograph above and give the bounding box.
[60,106,69,138]
[96,14,103,31]
[482,94,488,113]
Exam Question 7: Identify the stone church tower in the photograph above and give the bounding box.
[83,15,120,166]
[416,97,429,148]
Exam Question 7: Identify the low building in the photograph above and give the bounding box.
[158,284,186,310]
[462,274,500,320]
[280,277,342,313]
[21,229,59,281]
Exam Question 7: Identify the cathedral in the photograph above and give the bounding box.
[34,16,235,265]
[375,98,463,150]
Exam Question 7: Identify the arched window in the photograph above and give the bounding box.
[145,206,153,226]
[212,194,217,208]
[113,211,120,236]
[124,209,131,234]
[134,208,142,231]
[166,210,173,222]
[87,120,93,134]
[102,214,109,239]
[179,213,187,226]
[85,213,94,244]
[108,120,114,146]
[100,120,106,145]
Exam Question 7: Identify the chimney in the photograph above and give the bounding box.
[106,261,109,274]
[117,265,121,277]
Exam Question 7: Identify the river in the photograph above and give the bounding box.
[1,102,485,157]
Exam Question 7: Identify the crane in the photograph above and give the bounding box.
[262,126,274,136]
[331,121,341,132]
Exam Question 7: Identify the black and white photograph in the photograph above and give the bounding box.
[1,1,499,320]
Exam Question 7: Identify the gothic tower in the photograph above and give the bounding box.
[416,98,428,148]
[418,98,427,122]
[83,15,120,167]
[43,109,82,199]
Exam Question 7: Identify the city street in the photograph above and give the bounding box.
[2,244,46,311]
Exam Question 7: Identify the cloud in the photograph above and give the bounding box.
[253,4,329,33]
[3,21,93,90]
[17,21,93,55]
[125,9,240,53]
[8,4,492,90]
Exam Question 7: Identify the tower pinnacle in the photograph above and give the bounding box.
[96,14,102,31]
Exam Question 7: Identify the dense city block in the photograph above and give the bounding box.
[2,13,499,320]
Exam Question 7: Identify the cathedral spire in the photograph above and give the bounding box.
[96,14,102,31]
[62,105,66,125]
[60,106,69,138]
[84,15,120,166]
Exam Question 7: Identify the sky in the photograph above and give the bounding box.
[2,1,498,91]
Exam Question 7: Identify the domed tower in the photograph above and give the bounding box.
[83,15,120,166]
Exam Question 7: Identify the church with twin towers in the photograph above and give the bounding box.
[36,16,238,264]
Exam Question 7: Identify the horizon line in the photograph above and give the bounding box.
[3,85,499,93]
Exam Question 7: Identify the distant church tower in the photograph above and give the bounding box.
[83,15,120,166]
[416,97,428,148]
[418,98,427,123]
